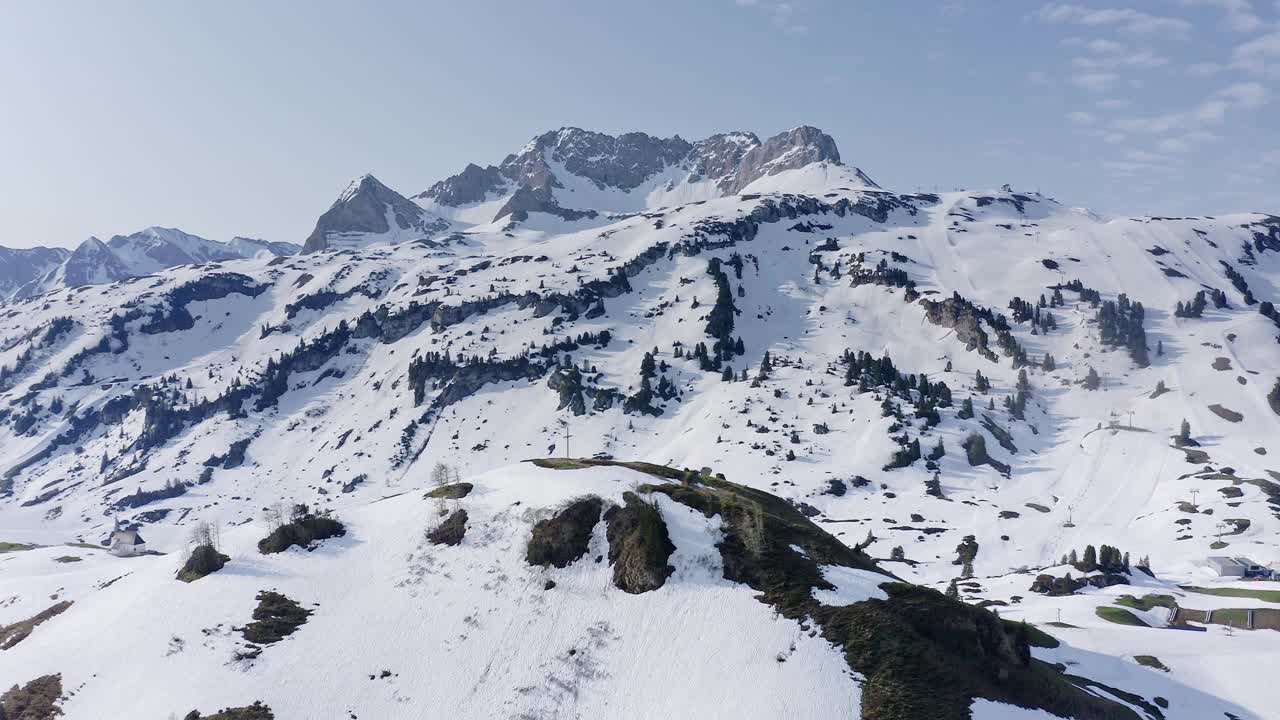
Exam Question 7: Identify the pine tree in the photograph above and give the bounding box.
[1082,545,1097,572]
[946,579,960,599]
[1083,366,1101,390]
[640,352,656,379]
[958,397,974,419]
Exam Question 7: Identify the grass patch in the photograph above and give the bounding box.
[1115,594,1177,611]
[241,591,310,645]
[1045,621,1080,629]
[1210,608,1249,627]
[0,542,37,553]
[1006,620,1060,648]
[52,555,81,563]
[425,482,473,499]
[1095,606,1150,627]
[1180,585,1280,603]
[1135,655,1169,672]
[177,544,230,583]
[0,601,73,650]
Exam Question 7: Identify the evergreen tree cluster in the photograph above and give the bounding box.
[1061,544,1130,574]
[1052,279,1101,304]
[704,257,741,362]
[848,257,917,293]
[1175,288,1228,318]
[1220,261,1255,305]
[1095,293,1149,367]
[1010,295,1058,334]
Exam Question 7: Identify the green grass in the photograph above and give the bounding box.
[1210,608,1249,627]
[1045,621,1080,629]
[1134,655,1169,672]
[1095,606,1150,627]
[52,555,81,563]
[1180,585,1280,603]
[0,541,37,553]
[1115,594,1177,611]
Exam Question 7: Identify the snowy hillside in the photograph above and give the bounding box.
[3,125,1280,719]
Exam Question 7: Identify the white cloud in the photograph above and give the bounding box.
[1065,36,1128,53]
[1071,50,1168,69]
[1188,62,1225,76]
[735,0,808,34]
[1181,0,1263,33]
[1114,83,1267,133]
[1234,31,1280,72]
[1072,72,1119,91]
[1219,80,1268,107]
[1068,110,1099,125]
[1157,131,1220,153]
[1038,4,1193,35]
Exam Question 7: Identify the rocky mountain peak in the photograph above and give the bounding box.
[303,174,449,254]
[417,125,872,220]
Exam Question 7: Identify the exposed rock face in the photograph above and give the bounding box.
[493,184,597,223]
[921,295,998,362]
[59,237,135,289]
[417,125,874,222]
[418,163,506,207]
[303,174,449,253]
[604,492,676,594]
[723,125,844,193]
[525,496,603,568]
[427,509,468,546]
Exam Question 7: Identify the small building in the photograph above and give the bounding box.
[109,529,147,557]
[1206,556,1270,578]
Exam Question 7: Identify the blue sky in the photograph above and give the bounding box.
[1,1,1277,248]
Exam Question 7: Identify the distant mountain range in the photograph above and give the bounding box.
[0,227,298,302]
[3,126,871,297]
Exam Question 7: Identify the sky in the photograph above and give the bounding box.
[1,1,1278,249]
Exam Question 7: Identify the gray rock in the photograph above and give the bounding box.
[303,174,448,253]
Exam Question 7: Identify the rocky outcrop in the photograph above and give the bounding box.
[525,496,603,568]
[427,509,468,546]
[303,174,448,253]
[921,294,998,362]
[604,492,675,594]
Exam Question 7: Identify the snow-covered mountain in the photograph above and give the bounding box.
[0,245,69,301]
[3,227,299,301]
[3,125,1280,719]
[414,125,877,224]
